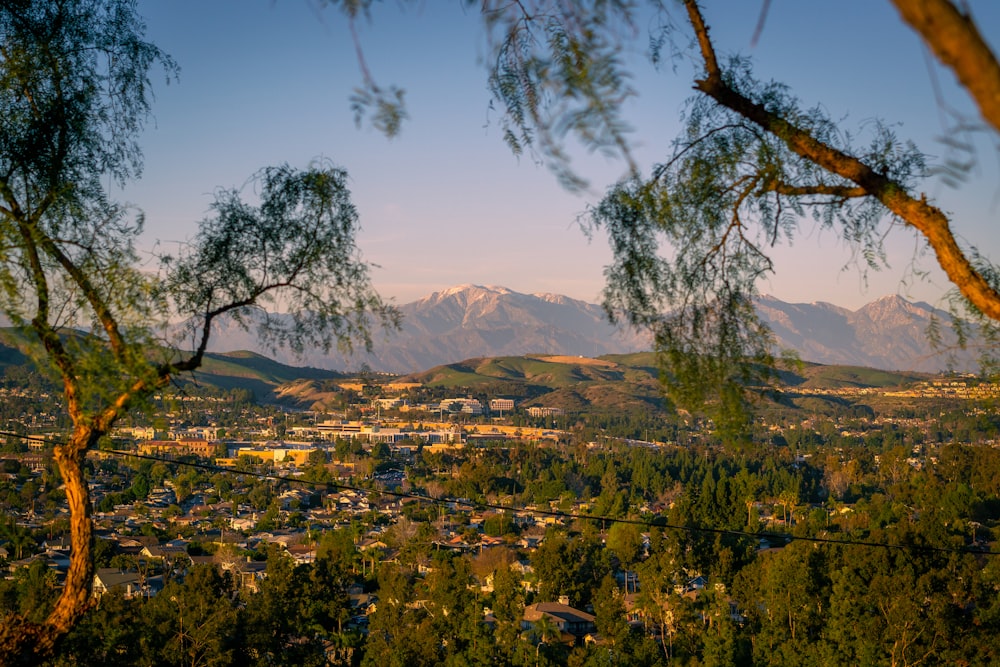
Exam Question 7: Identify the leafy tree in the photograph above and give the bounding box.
[362,564,439,667]
[4,561,58,626]
[0,0,395,661]
[236,551,352,666]
[338,0,1000,422]
[733,543,830,665]
[699,583,749,667]
[592,574,631,658]
[295,555,352,641]
[528,611,570,667]
[604,521,642,592]
[316,527,361,576]
[421,556,494,666]
[237,551,305,665]
[0,520,36,561]
[147,566,239,667]
[490,564,526,663]
[50,591,144,667]
[307,447,329,467]
[531,528,610,608]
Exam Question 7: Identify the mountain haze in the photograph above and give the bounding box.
[198,286,973,374]
[385,285,650,371]
[196,285,647,373]
[755,294,973,373]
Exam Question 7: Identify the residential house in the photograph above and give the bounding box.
[287,544,316,565]
[522,599,596,642]
[92,568,163,599]
[140,543,189,563]
[217,557,268,593]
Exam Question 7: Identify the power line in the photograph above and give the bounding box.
[6,430,998,557]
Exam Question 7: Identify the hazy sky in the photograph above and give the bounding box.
[125,1,1000,310]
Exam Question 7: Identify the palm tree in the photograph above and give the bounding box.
[778,490,799,526]
[2,522,36,561]
[530,613,561,667]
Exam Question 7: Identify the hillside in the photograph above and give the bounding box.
[0,328,343,401]
[396,352,938,418]
[0,322,960,418]
[189,351,344,400]
[194,286,981,374]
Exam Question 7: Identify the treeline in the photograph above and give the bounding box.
[6,410,1000,664]
[7,511,998,666]
[5,545,358,666]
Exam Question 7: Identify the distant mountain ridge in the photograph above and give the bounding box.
[199,284,649,373]
[755,293,973,373]
[198,285,974,374]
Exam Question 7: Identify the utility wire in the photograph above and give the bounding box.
[6,430,998,557]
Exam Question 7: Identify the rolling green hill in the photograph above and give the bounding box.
[792,363,928,389]
[403,353,928,393]
[396,353,943,417]
[397,354,666,413]
[0,327,343,400]
[402,354,637,388]
[0,323,950,417]
[186,351,345,399]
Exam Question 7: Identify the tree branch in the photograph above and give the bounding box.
[652,123,748,181]
[891,0,1000,135]
[682,0,1000,323]
[169,278,299,375]
[35,231,129,361]
[763,182,869,199]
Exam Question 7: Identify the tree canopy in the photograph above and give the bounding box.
[0,0,395,661]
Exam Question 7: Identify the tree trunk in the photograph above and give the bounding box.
[0,434,95,666]
[47,440,95,635]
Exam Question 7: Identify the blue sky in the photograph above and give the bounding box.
[125,1,1000,310]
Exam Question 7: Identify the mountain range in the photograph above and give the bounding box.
[198,285,975,374]
[754,293,979,373]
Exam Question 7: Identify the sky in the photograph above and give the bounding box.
[124,1,1000,311]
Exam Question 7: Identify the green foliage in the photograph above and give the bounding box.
[49,591,142,667]
[362,563,439,667]
[164,163,399,361]
[0,0,397,427]
[490,564,525,662]
[605,521,642,569]
[0,4,398,654]
[0,518,37,561]
[2,560,57,624]
[592,574,630,653]
[586,57,926,431]
[481,0,641,190]
[941,250,1000,377]
[0,0,172,410]
[531,528,610,608]
[0,408,997,665]
[350,83,407,138]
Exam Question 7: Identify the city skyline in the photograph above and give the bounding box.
[125,1,1000,310]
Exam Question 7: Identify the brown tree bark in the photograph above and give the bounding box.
[0,433,97,666]
[683,0,1000,323]
[890,0,1000,135]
